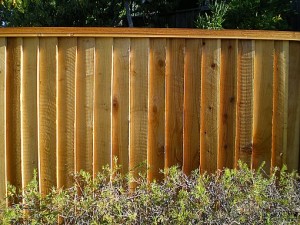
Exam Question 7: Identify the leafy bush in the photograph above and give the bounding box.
[224,0,293,30]
[0,0,181,27]
[0,162,299,224]
[195,0,229,29]
[195,0,296,30]
[0,0,124,27]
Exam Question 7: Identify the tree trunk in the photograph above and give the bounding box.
[125,1,133,27]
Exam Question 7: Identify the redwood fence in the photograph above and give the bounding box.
[0,28,299,198]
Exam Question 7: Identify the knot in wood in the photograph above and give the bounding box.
[112,97,119,110]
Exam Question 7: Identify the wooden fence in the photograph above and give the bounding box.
[0,28,299,198]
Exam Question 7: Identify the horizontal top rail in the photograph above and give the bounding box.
[0,27,300,40]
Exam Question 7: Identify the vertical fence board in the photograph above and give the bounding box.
[272,41,289,169]
[94,38,113,176]
[129,38,149,186]
[183,39,201,174]
[0,38,6,201]
[235,40,255,167]
[39,38,57,194]
[165,38,185,168]
[112,38,130,174]
[252,40,274,172]
[57,38,76,188]
[218,40,237,169]
[287,41,300,171]
[148,38,166,181]
[6,38,22,190]
[200,39,221,173]
[75,38,95,174]
[21,38,38,189]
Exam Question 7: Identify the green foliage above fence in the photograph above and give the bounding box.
[0,0,182,27]
[196,0,296,30]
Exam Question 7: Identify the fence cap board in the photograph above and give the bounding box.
[0,27,300,41]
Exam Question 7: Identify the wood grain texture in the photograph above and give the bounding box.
[129,38,149,186]
[21,38,38,189]
[57,38,76,188]
[252,40,274,172]
[218,39,238,169]
[272,41,289,169]
[183,39,201,175]
[287,41,300,171]
[112,38,130,174]
[94,38,113,176]
[165,38,185,168]
[6,38,22,190]
[235,40,255,168]
[148,38,166,181]
[0,38,6,201]
[1,28,300,41]
[200,39,221,173]
[39,38,57,194]
[0,34,299,196]
[75,38,95,174]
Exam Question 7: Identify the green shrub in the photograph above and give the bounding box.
[195,0,229,29]
[195,0,296,30]
[224,0,293,30]
[0,162,299,224]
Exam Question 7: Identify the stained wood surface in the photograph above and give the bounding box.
[1,28,300,41]
[0,38,6,200]
[94,38,113,176]
[0,35,299,196]
[129,38,149,187]
[75,38,95,174]
[112,38,130,174]
[165,38,185,168]
[21,38,38,189]
[183,39,201,175]
[252,40,274,172]
[218,39,237,169]
[57,38,76,188]
[39,38,57,194]
[6,38,22,190]
[235,40,255,168]
[287,41,300,171]
[200,39,221,173]
[148,38,166,181]
[272,41,289,169]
